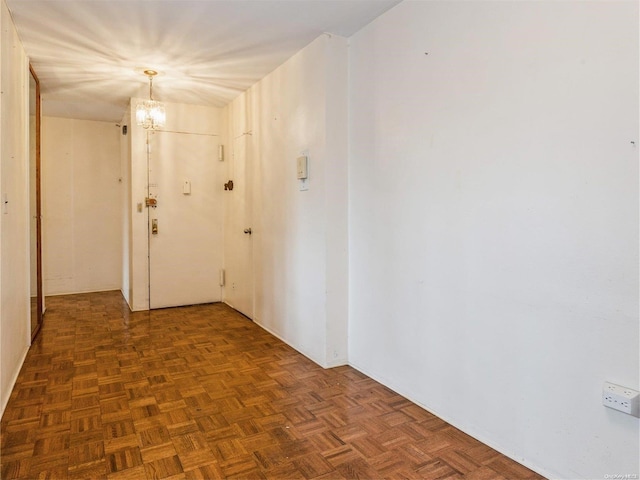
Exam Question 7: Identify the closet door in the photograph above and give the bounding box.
[224,133,254,318]
[29,65,44,340]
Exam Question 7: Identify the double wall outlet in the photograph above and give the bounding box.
[602,382,640,417]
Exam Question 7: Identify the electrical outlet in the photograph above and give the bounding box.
[602,382,640,417]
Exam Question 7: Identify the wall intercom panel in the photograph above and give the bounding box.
[296,155,308,179]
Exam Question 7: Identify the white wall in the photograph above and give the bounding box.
[224,34,349,368]
[119,110,131,305]
[41,117,121,295]
[127,101,148,311]
[0,0,30,416]
[348,1,639,479]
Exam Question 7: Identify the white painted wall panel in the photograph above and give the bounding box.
[251,37,329,364]
[119,109,131,305]
[42,117,121,295]
[0,0,30,416]
[348,2,639,479]
[224,34,349,367]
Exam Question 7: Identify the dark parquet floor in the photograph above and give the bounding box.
[1,291,544,480]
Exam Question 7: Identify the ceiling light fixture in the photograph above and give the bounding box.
[136,69,166,130]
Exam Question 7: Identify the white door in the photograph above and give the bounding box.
[148,131,223,309]
[224,134,253,318]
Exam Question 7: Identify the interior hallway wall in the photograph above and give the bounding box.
[41,117,121,295]
[0,0,30,416]
[348,2,639,479]
[224,34,349,368]
[119,109,131,305]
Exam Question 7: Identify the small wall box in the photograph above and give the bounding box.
[297,155,308,179]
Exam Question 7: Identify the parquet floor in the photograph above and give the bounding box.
[1,291,544,480]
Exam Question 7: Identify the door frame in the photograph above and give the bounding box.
[29,64,43,341]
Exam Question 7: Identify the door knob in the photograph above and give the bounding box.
[243,228,252,235]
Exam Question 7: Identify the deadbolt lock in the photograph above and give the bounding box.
[152,219,158,235]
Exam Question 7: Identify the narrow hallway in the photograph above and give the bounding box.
[1,292,541,479]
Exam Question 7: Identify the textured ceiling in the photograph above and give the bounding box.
[6,0,401,122]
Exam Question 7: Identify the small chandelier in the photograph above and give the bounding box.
[136,69,166,130]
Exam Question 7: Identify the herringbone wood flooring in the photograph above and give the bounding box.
[1,291,544,479]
